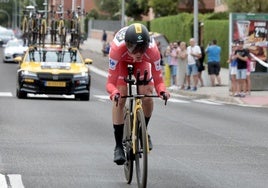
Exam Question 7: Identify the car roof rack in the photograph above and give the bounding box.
[21,4,84,49]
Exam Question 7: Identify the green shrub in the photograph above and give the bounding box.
[127,13,230,67]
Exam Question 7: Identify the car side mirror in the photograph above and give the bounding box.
[84,58,93,65]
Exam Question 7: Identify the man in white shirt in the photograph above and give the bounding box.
[186,38,201,91]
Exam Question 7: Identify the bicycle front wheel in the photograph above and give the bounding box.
[135,108,148,188]
[123,107,133,184]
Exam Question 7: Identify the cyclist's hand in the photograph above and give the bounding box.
[160,91,170,105]
[111,92,120,106]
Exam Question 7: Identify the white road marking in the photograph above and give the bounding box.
[7,174,25,188]
[94,95,110,100]
[0,91,224,107]
[168,98,190,103]
[89,65,108,77]
[93,95,225,106]
[0,174,24,188]
[171,93,190,99]
[0,92,12,97]
[193,99,223,105]
[0,174,7,188]
[94,95,191,104]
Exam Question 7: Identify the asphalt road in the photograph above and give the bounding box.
[0,48,268,188]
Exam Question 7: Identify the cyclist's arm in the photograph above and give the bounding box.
[106,38,127,100]
[149,47,167,96]
[106,55,120,100]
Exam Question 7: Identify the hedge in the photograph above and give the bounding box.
[129,13,230,68]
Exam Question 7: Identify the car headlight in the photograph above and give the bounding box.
[21,70,37,77]
[74,72,88,79]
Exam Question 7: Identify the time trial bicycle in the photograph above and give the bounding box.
[116,64,167,188]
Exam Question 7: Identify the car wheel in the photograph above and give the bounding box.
[16,89,27,99]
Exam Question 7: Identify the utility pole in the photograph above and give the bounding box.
[193,0,199,44]
[13,0,17,28]
[72,0,76,11]
[81,0,85,34]
[121,0,125,28]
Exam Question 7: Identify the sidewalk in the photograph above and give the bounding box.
[81,37,268,107]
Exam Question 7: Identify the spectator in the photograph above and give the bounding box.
[206,39,222,86]
[246,57,253,95]
[186,38,201,91]
[197,46,205,87]
[102,42,110,56]
[164,43,172,83]
[164,43,172,59]
[228,43,238,96]
[156,40,165,76]
[102,30,107,52]
[177,41,188,89]
[234,40,249,97]
[169,42,180,89]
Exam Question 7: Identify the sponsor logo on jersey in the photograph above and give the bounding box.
[154,59,161,71]
[114,27,127,46]
[109,58,118,70]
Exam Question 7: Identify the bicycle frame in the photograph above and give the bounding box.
[132,98,149,154]
[123,65,153,154]
[122,64,166,187]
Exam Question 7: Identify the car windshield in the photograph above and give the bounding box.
[25,49,82,63]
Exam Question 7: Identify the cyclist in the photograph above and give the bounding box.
[106,23,170,165]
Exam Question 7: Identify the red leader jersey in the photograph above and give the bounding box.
[106,27,166,99]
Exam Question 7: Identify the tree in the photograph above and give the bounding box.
[87,9,99,19]
[95,0,120,19]
[225,0,268,13]
[148,0,179,17]
[125,0,144,20]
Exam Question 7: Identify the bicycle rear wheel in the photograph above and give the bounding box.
[123,107,133,184]
[135,108,148,188]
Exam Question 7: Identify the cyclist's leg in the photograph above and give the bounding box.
[113,85,127,165]
[139,85,154,150]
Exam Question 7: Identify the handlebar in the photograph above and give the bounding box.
[121,94,167,105]
[121,64,168,105]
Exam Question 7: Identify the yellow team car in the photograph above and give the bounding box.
[15,44,93,101]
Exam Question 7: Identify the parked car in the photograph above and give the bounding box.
[15,44,93,101]
[150,32,169,55]
[0,28,15,46]
[3,39,28,63]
